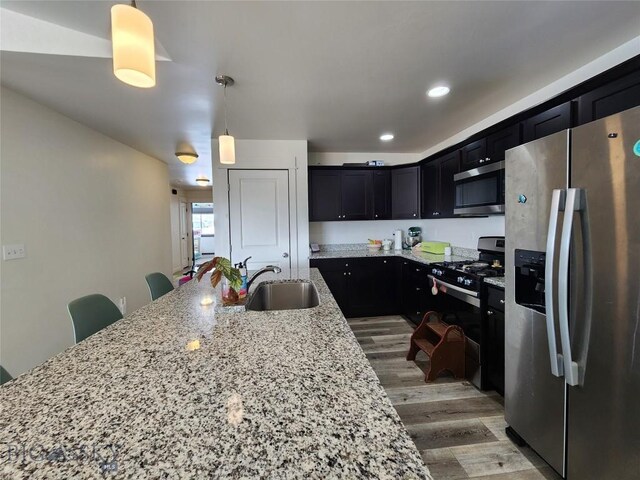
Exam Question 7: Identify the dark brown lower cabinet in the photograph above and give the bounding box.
[483,285,505,395]
[310,257,397,317]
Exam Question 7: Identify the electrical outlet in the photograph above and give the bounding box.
[2,244,25,260]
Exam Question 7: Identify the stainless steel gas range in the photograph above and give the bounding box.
[427,236,505,389]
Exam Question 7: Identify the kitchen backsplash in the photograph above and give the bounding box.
[309,216,505,250]
[316,243,480,259]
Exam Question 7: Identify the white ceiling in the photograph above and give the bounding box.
[1,1,639,187]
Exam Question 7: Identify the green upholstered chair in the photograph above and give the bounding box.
[145,272,174,301]
[0,365,12,385]
[68,294,123,343]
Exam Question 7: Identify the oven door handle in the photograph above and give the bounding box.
[427,275,480,307]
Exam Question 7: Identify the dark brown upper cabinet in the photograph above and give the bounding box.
[486,124,521,164]
[422,150,460,219]
[460,138,487,170]
[392,166,420,219]
[577,70,640,125]
[372,170,392,220]
[341,170,373,220]
[309,168,373,221]
[523,102,572,142]
[309,169,342,221]
[460,124,520,170]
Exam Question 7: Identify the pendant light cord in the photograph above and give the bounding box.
[223,83,229,136]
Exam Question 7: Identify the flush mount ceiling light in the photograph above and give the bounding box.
[380,133,394,142]
[111,1,156,88]
[427,85,450,98]
[175,151,198,164]
[215,75,236,165]
[195,176,210,186]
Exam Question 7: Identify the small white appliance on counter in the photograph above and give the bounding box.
[393,230,403,250]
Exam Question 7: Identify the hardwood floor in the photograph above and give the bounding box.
[348,315,562,480]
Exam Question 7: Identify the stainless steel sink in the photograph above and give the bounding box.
[245,281,320,311]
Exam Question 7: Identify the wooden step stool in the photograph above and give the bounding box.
[406,311,466,382]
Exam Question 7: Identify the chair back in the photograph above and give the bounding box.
[68,294,123,343]
[145,272,175,301]
[0,365,12,385]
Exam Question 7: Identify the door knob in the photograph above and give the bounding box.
[282,252,289,258]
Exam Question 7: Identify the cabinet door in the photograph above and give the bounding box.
[371,257,396,315]
[577,71,640,125]
[523,102,572,142]
[321,269,349,314]
[341,170,373,220]
[372,170,392,220]
[309,169,342,221]
[348,259,378,317]
[421,161,439,219]
[437,151,460,218]
[460,138,487,170]
[486,308,505,395]
[485,124,521,164]
[392,166,420,219]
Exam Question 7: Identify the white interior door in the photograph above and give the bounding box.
[229,169,290,269]
[179,201,189,268]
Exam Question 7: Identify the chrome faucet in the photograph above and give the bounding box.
[246,265,282,292]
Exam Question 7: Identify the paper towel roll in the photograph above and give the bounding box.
[394,230,403,250]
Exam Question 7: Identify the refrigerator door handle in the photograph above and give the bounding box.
[558,188,581,386]
[544,189,565,377]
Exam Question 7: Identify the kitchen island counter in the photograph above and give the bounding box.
[0,269,430,479]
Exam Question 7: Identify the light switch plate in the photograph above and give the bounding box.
[3,244,26,260]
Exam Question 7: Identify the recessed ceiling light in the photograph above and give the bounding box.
[380,133,394,141]
[427,85,450,98]
[195,176,210,186]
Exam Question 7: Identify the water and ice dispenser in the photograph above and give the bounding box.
[514,249,547,314]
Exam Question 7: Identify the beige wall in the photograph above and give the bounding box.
[212,139,309,268]
[0,87,172,376]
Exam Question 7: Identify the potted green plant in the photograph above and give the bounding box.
[196,257,243,305]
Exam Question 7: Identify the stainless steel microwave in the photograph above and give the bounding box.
[453,161,505,215]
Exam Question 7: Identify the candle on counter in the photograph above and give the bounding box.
[200,296,213,306]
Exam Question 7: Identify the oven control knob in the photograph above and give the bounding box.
[463,278,473,286]
[457,276,465,283]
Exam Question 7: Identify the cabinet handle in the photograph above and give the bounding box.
[375,214,378,218]
[345,263,349,267]
[348,272,351,276]
[486,157,491,162]
[416,268,420,272]
[487,310,495,316]
[479,159,484,164]
[413,213,417,217]
[499,299,505,304]
[416,287,421,291]
[383,260,387,264]
[343,272,347,276]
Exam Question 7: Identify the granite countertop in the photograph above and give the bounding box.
[310,248,475,265]
[0,269,431,479]
[484,276,506,289]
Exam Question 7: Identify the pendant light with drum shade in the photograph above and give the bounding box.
[111,1,156,88]
[216,75,235,165]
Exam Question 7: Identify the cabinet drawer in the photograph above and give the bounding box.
[487,285,505,311]
[310,258,353,271]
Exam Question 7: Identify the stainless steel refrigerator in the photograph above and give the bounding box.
[504,106,640,479]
